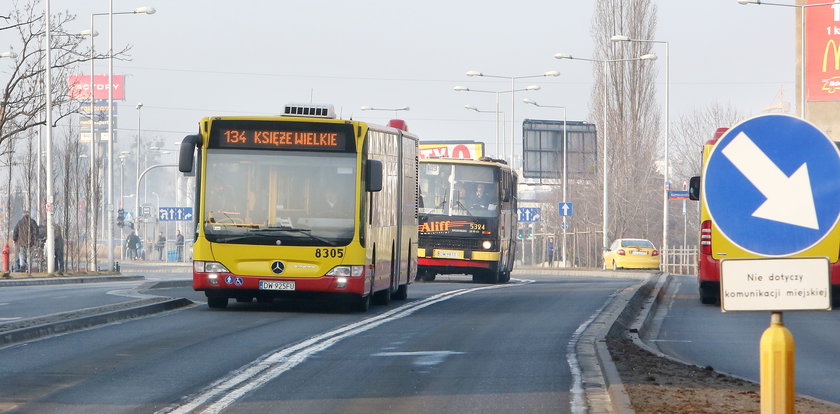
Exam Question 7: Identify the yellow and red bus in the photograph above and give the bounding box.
[178,104,419,311]
[416,157,518,283]
[689,127,840,305]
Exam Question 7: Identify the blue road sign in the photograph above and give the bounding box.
[517,207,541,222]
[703,114,840,256]
[158,207,194,222]
[558,202,573,217]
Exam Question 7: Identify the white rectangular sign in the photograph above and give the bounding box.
[720,257,831,312]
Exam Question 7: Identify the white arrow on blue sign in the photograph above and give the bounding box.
[558,202,573,217]
[159,207,194,222]
[517,207,541,222]
[703,114,840,256]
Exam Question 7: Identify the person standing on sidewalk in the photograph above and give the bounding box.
[12,211,39,272]
[155,232,166,261]
[546,237,555,267]
[175,230,184,262]
[53,223,65,275]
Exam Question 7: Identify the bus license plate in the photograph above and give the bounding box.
[434,249,463,259]
[259,280,295,291]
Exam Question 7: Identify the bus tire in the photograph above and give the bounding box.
[421,271,436,282]
[207,295,228,309]
[699,286,718,305]
[374,282,392,305]
[485,269,500,284]
[393,283,408,300]
[355,292,371,312]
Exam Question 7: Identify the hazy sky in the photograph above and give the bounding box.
[2,1,795,161]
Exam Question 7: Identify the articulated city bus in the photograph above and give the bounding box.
[416,157,517,283]
[178,104,419,311]
[689,127,840,305]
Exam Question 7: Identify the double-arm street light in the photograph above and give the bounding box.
[737,0,839,119]
[522,98,569,266]
[464,104,506,155]
[90,5,155,271]
[611,33,671,267]
[454,84,541,162]
[465,70,559,169]
[554,52,657,253]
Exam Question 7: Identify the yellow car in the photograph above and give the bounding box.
[603,238,660,270]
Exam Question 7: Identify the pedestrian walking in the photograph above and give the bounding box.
[53,223,65,274]
[175,230,185,262]
[12,211,39,272]
[155,232,166,261]
[546,237,555,267]
[126,231,141,260]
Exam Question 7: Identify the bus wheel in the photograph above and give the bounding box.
[374,281,392,305]
[355,293,371,312]
[699,286,718,305]
[393,283,408,300]
[486,269,500,284]
[421,271,436,282]
[207,295,228,309]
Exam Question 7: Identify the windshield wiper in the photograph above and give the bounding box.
[249,226,336,246]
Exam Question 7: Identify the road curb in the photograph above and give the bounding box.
[0,275,145,287]
[0,297,194,347]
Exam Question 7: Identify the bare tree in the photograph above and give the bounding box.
[591,0,662,247]
[669,102,747,247]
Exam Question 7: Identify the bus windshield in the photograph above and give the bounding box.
[203,149,357,246]
[419,163,498,218]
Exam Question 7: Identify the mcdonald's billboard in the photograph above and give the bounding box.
[806,0,840,101]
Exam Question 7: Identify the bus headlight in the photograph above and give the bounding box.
[336,277,348,288]
[482,240,493,250]
[194,261,230,273]
[325,265,365,277]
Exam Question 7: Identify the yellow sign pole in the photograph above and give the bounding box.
[760,311,795,413]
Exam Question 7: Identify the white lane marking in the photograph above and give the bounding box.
[649,339,693,343]
[0,317,21,321]
[160,280,533,414]
[567,290,617,414]
[0,303,9,306]
[372,351,465,367]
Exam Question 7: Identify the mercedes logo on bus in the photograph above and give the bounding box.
[270,261,285,275]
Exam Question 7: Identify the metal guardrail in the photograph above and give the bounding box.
[662,246,697,275]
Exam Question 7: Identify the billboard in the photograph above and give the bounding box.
[806,0,840,101]
[522,119,597,181]
[68,75,126,100]
[78,100,118,132]
[419,141,484,159]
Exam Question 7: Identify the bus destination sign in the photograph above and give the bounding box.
[209,121,353,152]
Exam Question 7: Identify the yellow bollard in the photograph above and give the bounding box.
[760,312,795,414]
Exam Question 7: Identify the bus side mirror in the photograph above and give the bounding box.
[365,159,383,192]
[688,176,701,200]
[179,134,200,174]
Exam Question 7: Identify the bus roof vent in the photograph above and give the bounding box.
[282,103,336,119]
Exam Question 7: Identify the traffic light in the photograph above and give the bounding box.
[517,227,525,239]
[117,209,125,227]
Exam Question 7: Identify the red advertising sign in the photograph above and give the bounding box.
[68,75,125,100]
[806,0,840,101]
[419,142,484,159]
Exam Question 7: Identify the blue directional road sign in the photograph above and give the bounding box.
[517,207,541,222]
[159,207,194,222]
[703,114,840,256]
[558,202,573,217]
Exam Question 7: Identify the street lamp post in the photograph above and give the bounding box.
[464,104,505,155]
[737,0,838,119]
[554,52,657,254]
[360,106,410,119]
[465,70,559,170]
[522,98,568,267]
[136,102,143,220]
[454,85,541,161]
[108,5,155,270]
[611,33,671,269]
